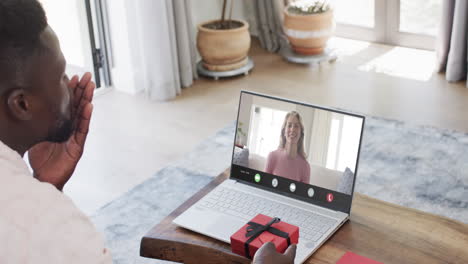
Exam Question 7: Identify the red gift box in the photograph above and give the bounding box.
[230,214,299,259]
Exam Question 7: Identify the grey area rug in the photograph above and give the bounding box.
[91,124,236,264]
[91,117,468,264]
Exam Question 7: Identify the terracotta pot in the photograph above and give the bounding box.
[197,19,251,71]
[283,8,334,55]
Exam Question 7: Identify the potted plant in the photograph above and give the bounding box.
[197,0,251,72]
[283,0,333,55]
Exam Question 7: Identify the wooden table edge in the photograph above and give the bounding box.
[140,168,468,264]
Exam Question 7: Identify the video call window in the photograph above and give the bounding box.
[233,93,363,195]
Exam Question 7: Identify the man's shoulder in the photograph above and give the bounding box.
[0,170,87,230]
[0,146,93,232]
[0,170,111,264]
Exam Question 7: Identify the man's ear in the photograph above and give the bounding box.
[6,89,33,121]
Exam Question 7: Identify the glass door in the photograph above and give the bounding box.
[332,0,383,42]
[387,0,442,49]
[332,0,442,50]
[39,0,111,87]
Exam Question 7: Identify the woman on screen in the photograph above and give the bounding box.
[265,111,311,183]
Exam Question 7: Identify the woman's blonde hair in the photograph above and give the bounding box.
[279,111,307,159]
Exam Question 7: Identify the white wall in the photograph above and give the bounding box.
[297,105,315,156]
[308,110,332,167]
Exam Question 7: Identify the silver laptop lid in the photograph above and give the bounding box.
[230,91,365,214]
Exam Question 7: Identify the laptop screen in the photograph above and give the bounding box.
[230,91,365,214]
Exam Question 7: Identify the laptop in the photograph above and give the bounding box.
[174,91,365,263]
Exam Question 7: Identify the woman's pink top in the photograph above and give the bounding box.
[265,149,310,183]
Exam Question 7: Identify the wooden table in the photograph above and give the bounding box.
[140,170,468,264]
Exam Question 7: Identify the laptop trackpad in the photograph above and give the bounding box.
[210,214,246,240]
[174,207,247,243]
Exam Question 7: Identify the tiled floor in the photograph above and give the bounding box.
[65,38,468,215]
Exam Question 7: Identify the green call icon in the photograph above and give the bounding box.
[254,173,261,183]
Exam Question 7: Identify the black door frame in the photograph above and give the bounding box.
[84,0,112,88]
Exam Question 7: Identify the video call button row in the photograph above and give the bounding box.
[252,173,334,203]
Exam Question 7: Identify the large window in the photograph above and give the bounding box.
[332,0,442,50]
[248,106,287,158]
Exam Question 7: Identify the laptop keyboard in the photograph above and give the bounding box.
[198,186,339,242]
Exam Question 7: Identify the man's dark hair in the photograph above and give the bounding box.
[0,0,47,88]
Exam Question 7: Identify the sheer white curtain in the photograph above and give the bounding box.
[133,0,197,101]
[252,0,286,52]
[436,0,468,87]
